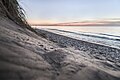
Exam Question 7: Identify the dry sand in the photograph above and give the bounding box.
[0,17,120,80]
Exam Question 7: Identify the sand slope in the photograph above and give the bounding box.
[0,17,120,80]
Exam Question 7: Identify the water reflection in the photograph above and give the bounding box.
[33,26,120,36]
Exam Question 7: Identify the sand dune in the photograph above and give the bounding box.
[0,0,120,80]
[0,17,120,80]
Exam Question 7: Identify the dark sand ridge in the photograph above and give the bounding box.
[0,0,120,80]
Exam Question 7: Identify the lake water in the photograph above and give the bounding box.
[32,26,120,36]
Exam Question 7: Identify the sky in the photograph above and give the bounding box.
[19,0,120,24]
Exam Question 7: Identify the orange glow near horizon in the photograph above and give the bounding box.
[27,18,120,26]
[27,19,59,25]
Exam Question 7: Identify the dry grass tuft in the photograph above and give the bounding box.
[0,0,36,33]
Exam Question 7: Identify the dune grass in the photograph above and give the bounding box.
[0,0,36,33]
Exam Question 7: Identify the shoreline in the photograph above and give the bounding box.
[36,28,120,62]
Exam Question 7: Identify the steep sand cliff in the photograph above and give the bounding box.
[0,0,120,80]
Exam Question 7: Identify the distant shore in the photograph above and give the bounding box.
[31,24,120,26]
